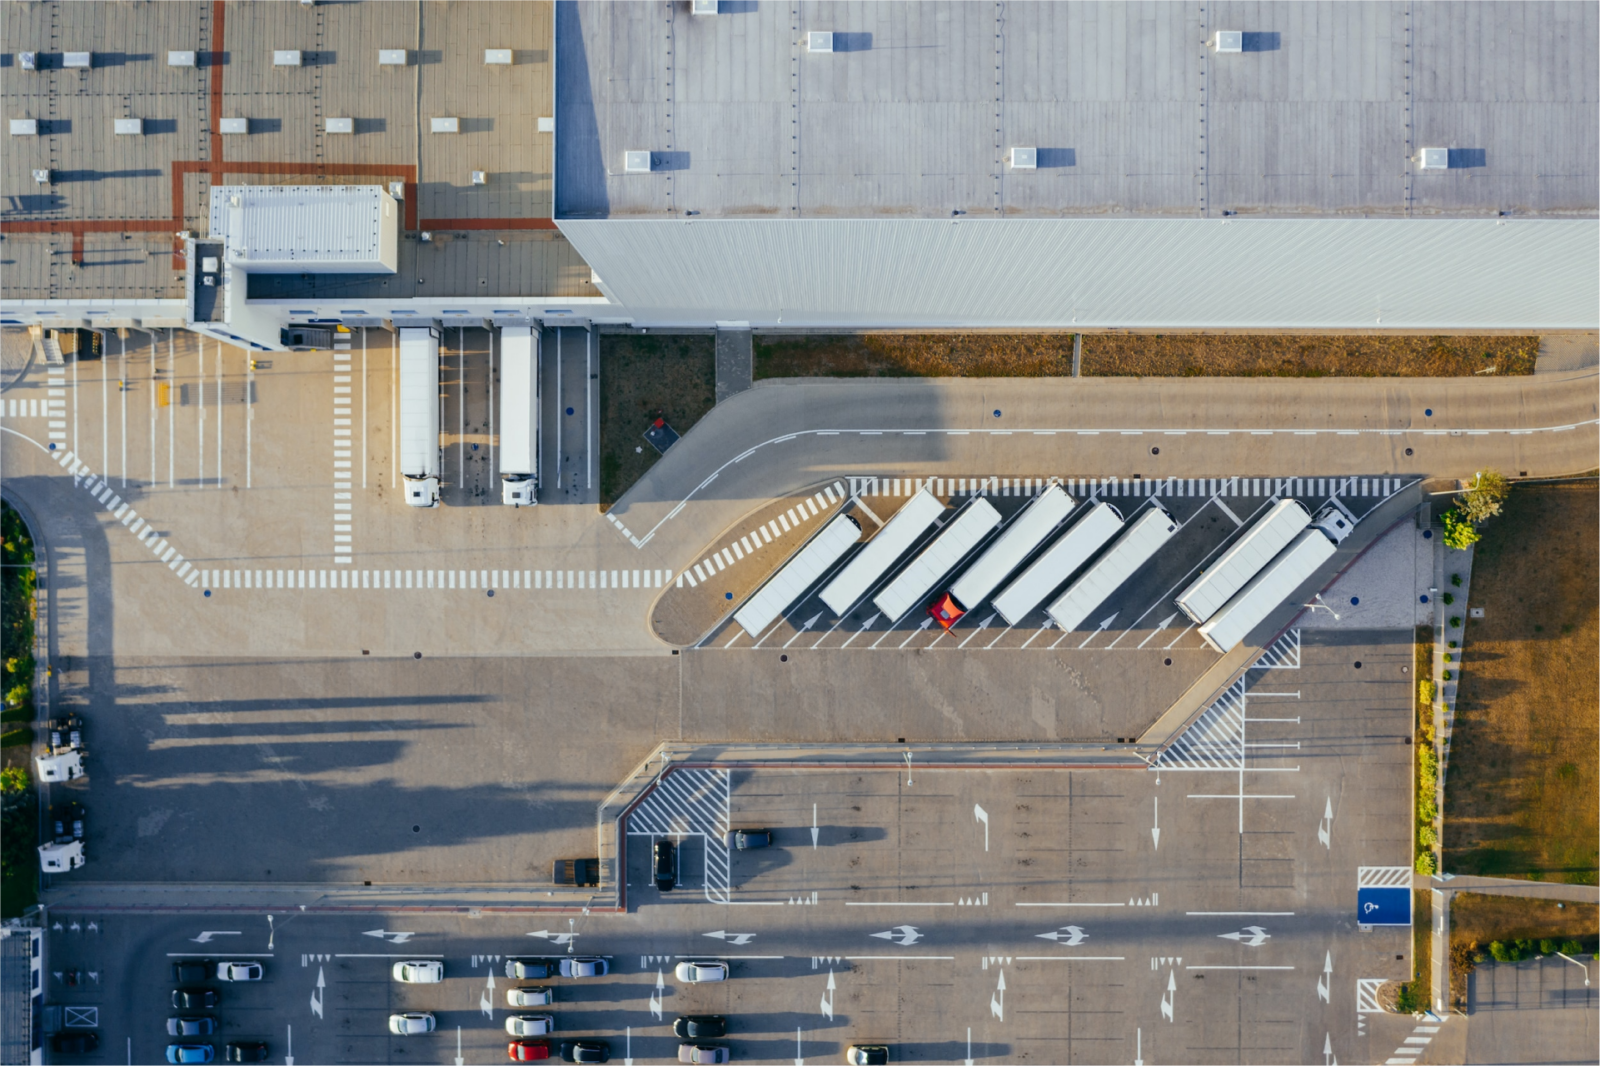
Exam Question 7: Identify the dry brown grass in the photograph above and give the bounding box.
[599,333,717,508]
[1451,892,1599,949]
[754,333,1076,378]
[1444,481,1599,884]
[1081,334,1538,377]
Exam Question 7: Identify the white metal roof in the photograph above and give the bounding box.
[1175,499,1311,624]
[209,185,399,273]
[950,484,1075,611]
[873,497,1002,622]
[820,488,944,616]
[558,218,1599,329]
[991,501,1124,627]
[735,512,863,638]
[1199,528,1339,653]
[1046,504,1179,633]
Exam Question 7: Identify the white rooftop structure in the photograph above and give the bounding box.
[208,185,399,274]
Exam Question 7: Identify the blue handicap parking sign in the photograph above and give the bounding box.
[1357,886,1412,926]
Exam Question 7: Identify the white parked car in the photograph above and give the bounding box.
[388,1012,436,1036]
[505,1015,554,1037]
[507,987,554,1007]
[675,961,728,984]
[392,960,444,984]
[216,961,263,982]
[560,957,609,978]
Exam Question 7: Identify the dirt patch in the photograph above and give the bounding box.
[599,333,717,509]
[1449,892,1599,1000]
[755,333,1076,378]
[1444,480,1599,884]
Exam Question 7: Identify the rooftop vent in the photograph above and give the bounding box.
[17,52,37,71]
[32,169,50,184]
[692,0,719,13]
[9,119,38,136]
[378,49,408,66]
[63,51,91,69]
[471,170,487,185]
[807,31,834,53]
[220,118,249,134]
[273,50,303,66]
[1418,148,1449,170]
[624,151,652,173]
[389,181,406,198]
[430,117,460,134]
[538,116,555,133]
[1009,147,1037,169]
[484,49,512,65]
[168,50,196,67]
[1213,31,1243,53]
[325,117,354,134]
[114,118,143,135]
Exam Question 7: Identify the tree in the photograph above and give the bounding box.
[1458,469,1510,525]
[1441,508,1480,550]
[0,766,26,794]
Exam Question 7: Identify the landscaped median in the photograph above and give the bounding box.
[1,499,39,918]
[1448,893,1599,1012]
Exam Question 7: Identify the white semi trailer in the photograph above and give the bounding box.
[1045,502,1179,633]
[990,500,1123,626]
[1197,505,1354,653]
[872,497,1002,623]
[934,484,1076,627]
[1175,498,1311,624]
[398,327,441,507]
[819,487,944,616]
[499,326,540,507]
[734,512,863,638]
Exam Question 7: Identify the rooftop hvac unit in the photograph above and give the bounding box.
[1214,31,1243,53]
[325,117,354,134]
[692,0,719,13]
[430,117,460,134]
[389,181,406,198]
[471,170,487,185]
[220,117,249,134]
[18,51,37,71]
[1009,147,1037,169]
[168,50,196,67]
[63,51,92,69]
[273,50,303,66]
[32,168,50,184]
[1418,148,1449,171]
[378,49,408,66]
[484,49,512,65]
[538,116,555,133]
[10,119,38,136]
[624,150,652,173]
[807,31,834,52]
[114,118,143,135]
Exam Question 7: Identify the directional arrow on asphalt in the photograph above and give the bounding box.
[362,929,415,944]
[285,1024,294,1066]
[870,925,923,947]
[1137,613,1179,649]
[784,613,824,648]
[1152,797,1161,850]
[1324,1032,1334,1066]
[310,967,324,1019]
[705,931,757,946]
[990,970,1005,1020]
[974,804,989,851]
[956,613,995,648]
[1134,1027,1144,1066]
[1318,951,1333,1003]
[190,931,242,944]
[820,969,835,1020]
[1036,926,1088,946]
[1079,613,1118,648]
[480,969,496,1018]
[527,930,579,944]
[896,616,935,649]
[1318,798,1334,849]
[1160,969,1175,1022]
[650,970,664,1020]
[1218,926,1271,947]
[811,804,819,849]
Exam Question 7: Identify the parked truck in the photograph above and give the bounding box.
[933,484,1076,628]
[499,325,540,507]
[818,487,945,616]
[872,497,1001,623]
[398,327,442,508]
[735,512,863,638]
[1197,504,1354,653]
[552,858,601,887]
[990,500,1123,627]
[1045,502,1179,633]
[1176,498,1311,624]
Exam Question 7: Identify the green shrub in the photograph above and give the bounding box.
[1490,941,1514,962]
[1444,653,1453,663]
[1418,826,1437,848]
[1560,940,1583,955]
[1418,796,1438,823]
[1419,679,1436,704]
[1540,939,1557,955]
[1442,508,1480,550]
[1442,670,1452,681]
[1415,851,1437,875]
[1451,573,1463,587]
[1442,593,1454,605]
[1459,469,1510,525]
[1449,616,1463,628]
[1395,982,1423,1013]
[0,767,26,794]
[1448,640,1458,649]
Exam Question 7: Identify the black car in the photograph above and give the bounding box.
[51,1032,100,1054]
[172,961,211,983]
[167,1017,217,1037]
[724,829,773,850]
[172,988,220,1010]
[505,958,558,980]
[560,1042,611,1064]
[49,802,85,843]
[224,1042,270,1063]
[673,1016,727,1039]
[653,839,676,891]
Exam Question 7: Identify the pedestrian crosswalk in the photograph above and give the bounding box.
[331,340,354,564]
[1383,1019,1445,1064]
[625,767,732,904]
[851,474,1409,501]
[194,566,677,593]
[676,482,846,590]
[3,382,69,443]
[49,446,198,586]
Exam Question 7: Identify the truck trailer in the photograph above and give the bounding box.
[872,497,1001,623]
[734,512,863,638]
[398,327,442,507]
[1175,498,1311,624]
[934,484,1076,627]
[819,487,944,616]
[1197,505,1354,653]
[990,500,1123,627]
[1045,502,1179,633]
[499,326,540,507]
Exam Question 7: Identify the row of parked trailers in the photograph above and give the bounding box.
[734,481,1354,653]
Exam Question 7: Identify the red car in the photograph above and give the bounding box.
[509,1041,551,1062]
[928,592,965,630]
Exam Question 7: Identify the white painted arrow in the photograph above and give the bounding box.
[310,967,324,1019]
[783,613,824,649]
[870,925,922,947]
[1078,613,1118,648]
[1218,926,1271,947]
[1134,1027,1144,1066]
[705,930,757,946]
[821,969,835,1020]
[1160,969,1175,1022]
[285,1024,294,1066]
[1036,926,1088,946]
[1323,1032,1333,1066]
[965,1026,974,1066]
[990,970,1005,1020]
[811,803,819,849]
[455,1026,465,1066]
[527,929,579,944]
[1318,797,1333,849]
[956,613,995,648]
[1137,613,1179,649]
[649,969,664,1020]
[1318,951,1332,1003]
[190,930,241,944]
[624,1025,633,1066]
[361,929,414,944]
[795,1026,805,1066]
[974,804,989,851]
[1152,796,1160,850]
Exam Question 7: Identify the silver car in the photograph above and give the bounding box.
[506,1015,555,1037]
[560,957,609,978]
[507,986,554,1007]
[388,1012,436,1036]
[674,961,728,983]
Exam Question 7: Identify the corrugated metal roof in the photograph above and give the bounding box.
[558,218,1599,328]
[209,185,395,272]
